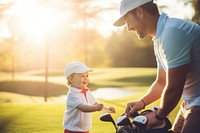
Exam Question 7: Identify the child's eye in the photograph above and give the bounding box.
[81,75,88,78]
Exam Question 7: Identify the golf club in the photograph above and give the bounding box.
[100,107,173,133]
[116,115,134,133]
[100,113,118,131]
[133,115,147,133]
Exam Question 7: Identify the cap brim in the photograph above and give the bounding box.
[75,68,93,74]
[113,16,125,26]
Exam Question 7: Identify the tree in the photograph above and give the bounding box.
[106,29,156,67]
[192,0,200,24]
[0,1,15,80]
[62,0,115,65]
[177,0,200,24]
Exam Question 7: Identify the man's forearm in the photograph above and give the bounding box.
[157,85,183,118]
[157,64,189,118]
[142,69,166,106]
[142,80,165,106]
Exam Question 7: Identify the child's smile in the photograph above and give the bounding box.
[71,72,89,89]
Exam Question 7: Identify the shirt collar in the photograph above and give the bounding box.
[68,86,89,93]
[155,12,168,38]
[69,86,82,93]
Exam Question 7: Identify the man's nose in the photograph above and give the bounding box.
[127,24,133,31]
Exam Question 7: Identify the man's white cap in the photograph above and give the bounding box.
[113,0,152,26]
[64,62,92,78]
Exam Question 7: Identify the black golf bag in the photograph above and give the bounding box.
[117,117,173,133]
[100,107,173,133]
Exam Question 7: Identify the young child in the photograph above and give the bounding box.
[63,62,116,133]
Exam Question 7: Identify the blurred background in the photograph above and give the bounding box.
[0,0,199,100]
[0,0,199,133]
[0,0,199,71]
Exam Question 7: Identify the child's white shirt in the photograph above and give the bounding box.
[63,86,96,132]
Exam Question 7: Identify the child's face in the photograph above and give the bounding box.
[70,72,89,89]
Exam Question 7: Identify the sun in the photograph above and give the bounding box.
[9,0,66,45]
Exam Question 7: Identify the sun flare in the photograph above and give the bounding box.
[9,0,66,45]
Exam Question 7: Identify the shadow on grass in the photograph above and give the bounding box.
[114,75,155,86]
[0,105,33,133]
[0,81,67,96]
[87,83,109,90]
[0,81,113,97]
[0,74,155,97]
[0,107,23,133]
[89,74,156,89]
[0,117,15,133]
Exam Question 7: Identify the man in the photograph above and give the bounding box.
[114,0,200,133]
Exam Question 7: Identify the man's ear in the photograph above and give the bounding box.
[135,7,144,18]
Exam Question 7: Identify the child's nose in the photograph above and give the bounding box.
[84,77,89,81]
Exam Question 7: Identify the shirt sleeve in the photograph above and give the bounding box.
[161,27,192,68]
[67,93,83,108]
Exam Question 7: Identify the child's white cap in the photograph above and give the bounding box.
[64,62,93,78]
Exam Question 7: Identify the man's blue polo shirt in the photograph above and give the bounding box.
[153,13,200,109]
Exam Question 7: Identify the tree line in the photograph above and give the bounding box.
[0,0,199,72]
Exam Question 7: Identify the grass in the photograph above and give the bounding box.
[0,103,64,133]
[0,68,180,133]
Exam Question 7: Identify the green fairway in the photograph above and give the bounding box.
[0,103,65,133]
[0,68,180,133]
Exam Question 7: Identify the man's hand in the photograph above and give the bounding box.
[125,100,145,117]
[144,111,165,130]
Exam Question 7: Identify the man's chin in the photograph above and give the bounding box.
[137,35,144,40]
[136,34,146,40]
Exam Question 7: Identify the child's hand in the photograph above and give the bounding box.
[96,103,104,111]
[107,106,116,113]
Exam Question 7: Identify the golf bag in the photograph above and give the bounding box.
[117,117,172,133]
[100,107,173,133]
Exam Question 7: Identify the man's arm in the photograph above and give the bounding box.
[125,68,166,115]
[157,63,190,118]
[142,68,166,106]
